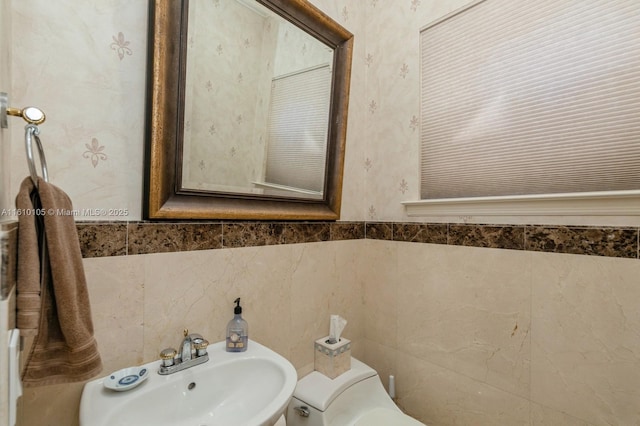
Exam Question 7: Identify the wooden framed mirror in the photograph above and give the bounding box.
[144,0,353,220]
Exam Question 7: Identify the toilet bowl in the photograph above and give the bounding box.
[286,358,425,426]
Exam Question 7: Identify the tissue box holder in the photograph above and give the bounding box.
[314,336,351,379]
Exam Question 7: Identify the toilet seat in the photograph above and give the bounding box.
[354,407,425,426]
[287,357,426,426]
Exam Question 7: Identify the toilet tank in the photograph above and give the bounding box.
[286,358,398,426]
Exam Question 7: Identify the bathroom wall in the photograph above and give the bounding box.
[8,0,366,222]
[0,0,10,215]
[358,2,640,425]
[9,1,367,425]
[18,237,367,426]
[0,1,12,424]
[6,1,640,426]
[361,225,640,425]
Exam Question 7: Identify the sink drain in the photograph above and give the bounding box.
[188,382,196,390]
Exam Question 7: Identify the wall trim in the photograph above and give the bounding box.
[403,190,640,227]
[71,220,639,260]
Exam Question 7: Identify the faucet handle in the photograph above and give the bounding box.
[160,347,177,367]
[194,339,209,357]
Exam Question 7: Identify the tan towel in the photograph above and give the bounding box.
[15,179,44,334]
[15,177,102,386]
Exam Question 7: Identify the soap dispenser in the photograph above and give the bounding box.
[226,298,248,352]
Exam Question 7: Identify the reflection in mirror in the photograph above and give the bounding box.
[145,0,353,220]
[182,0,334,199]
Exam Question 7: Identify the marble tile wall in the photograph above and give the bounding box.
[361,239,640,426]
[73,220,640,425]
[18,239,366,426]
[10,219,640,426]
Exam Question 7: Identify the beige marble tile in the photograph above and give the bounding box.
[531,252,640,426]
[531,402,595,426]
[397,244,532,399]
[361,339,399,393]
[83,256,145,374]
[219,245,294,361]
[331,240,365,346]
[142,245,295,362]
[290,242,336,371]
[142,249,234,362]
[361,240,399,348]
[396,352,530,426]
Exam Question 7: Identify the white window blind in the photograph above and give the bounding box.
[265,65,331,193]
[420,0,640,200]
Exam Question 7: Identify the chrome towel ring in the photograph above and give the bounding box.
[25,124,48,186]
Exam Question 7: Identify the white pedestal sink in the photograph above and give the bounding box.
[80,340,297,426]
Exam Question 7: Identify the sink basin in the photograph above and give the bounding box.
[80,340,297,426]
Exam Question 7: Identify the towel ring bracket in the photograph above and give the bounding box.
[1,92,49,186]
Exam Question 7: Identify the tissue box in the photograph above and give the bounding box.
[314,336,351,379]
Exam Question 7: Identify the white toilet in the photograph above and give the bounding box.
[286,358,425,426]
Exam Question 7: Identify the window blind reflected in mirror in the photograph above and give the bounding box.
[263,64,332,197]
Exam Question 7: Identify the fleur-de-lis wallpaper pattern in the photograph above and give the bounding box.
[83,138,107,168]
[110,32,132,60]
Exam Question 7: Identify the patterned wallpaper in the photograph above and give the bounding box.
[9,0,148,221]
[7,0,368,222]
[0,0,11,214]
[8,0,629,226]
[362,0,472,221]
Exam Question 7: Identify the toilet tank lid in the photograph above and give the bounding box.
[293,357,378,412]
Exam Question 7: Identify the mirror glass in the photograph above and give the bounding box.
[145,0,353,220]
[181,0,334,200]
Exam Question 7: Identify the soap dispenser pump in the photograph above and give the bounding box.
[226,298,248,352]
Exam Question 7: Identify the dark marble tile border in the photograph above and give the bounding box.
[223,222,285,248]
[70,220,640,261]
[525,226,637,259]
[365,222,393,240]
[282,223,331,244]
[77,223,127,258]
[331,222,365,241]
[75,221,364,257]
[393,222,447,244]
[128,223,223,255]
[365,222,637,259]
[449,224,525,250]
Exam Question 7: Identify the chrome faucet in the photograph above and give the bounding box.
[181,331,193,362]
[158,329,209,375]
